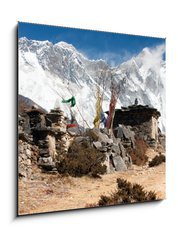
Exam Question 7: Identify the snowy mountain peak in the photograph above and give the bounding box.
[18,37,165,132]
[19,37,51,45]
[54,41,77,51]
[139,47,151,56]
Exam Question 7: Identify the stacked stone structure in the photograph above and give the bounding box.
[25,108,68,170]
[109,104,161,147]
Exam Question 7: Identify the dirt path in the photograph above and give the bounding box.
[18,162,165,215]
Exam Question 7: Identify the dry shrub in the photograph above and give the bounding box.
[128,138,148,166]
[98,178,157,206]
[56,142,106,178]
[45,189,54,195]
[149,154,165,167]
[85,203,98,208]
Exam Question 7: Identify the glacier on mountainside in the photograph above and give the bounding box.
[18,37,166,133]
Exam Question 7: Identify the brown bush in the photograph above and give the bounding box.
[149,154,165,167]
[128,138,148,166]
[98,178,157,206]
[56,142,106,178]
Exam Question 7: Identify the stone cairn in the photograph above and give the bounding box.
[18,139,39,179]
[112,104,161,148]
[19,106,135,177]
[18,113,39,179]
[26,107,69,170]
[26,107,46,129]
[75,128,133,173]
[46,108,69,163]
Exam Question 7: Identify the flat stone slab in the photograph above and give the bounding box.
[113,156,127,171]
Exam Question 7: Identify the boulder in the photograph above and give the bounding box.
[67,127,80,136]
[39,149,49,156]
[74,136,84,143]
[67,126,84,136]
[114,125,135,148]
[112,156,127,171]
[111,144,121,155]
[93,141,102,149]
[57,127,66,134]
[74,136,89,144]
[106,138,114,145]
[122,126,131,139]
[118,142,126,158]
[114,126,124,139]
[104,153,115,174]
[99,147,108,152]
[87,128,112,145]
[123,154,132,168]
[38,156,55,170]
[25,149,31,157]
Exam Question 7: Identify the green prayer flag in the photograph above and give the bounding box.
[62,96,76,107]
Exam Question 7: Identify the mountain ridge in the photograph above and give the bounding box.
[18,37,165,132]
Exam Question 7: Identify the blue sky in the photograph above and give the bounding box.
[18,22,165,66]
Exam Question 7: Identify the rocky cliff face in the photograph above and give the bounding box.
[19,37,165,132]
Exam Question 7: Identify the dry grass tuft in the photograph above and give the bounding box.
[128,138,148,166]
[56,142,106,178]
[149,154,165,167]
[98,178,157,206]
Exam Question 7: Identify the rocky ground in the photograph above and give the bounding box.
[18,148,165,215]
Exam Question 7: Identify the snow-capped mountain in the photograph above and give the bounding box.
[18,37,166,132]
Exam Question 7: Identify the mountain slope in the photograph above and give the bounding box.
[18,94,47,114]
[18,37,165,132]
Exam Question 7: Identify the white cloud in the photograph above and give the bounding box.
[79,43,165,68]
[138,44,165,72]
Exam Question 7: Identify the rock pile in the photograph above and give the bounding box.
[36,131,56,170]
[46,109,70,163]
[113,124,135,148]
[18,106,136,178]
[18,139,39,179]
[46,109,67,133]
[111,104,161,148]
[20,107,71,172]
[80,128,132,173]
[18,114,32,141]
